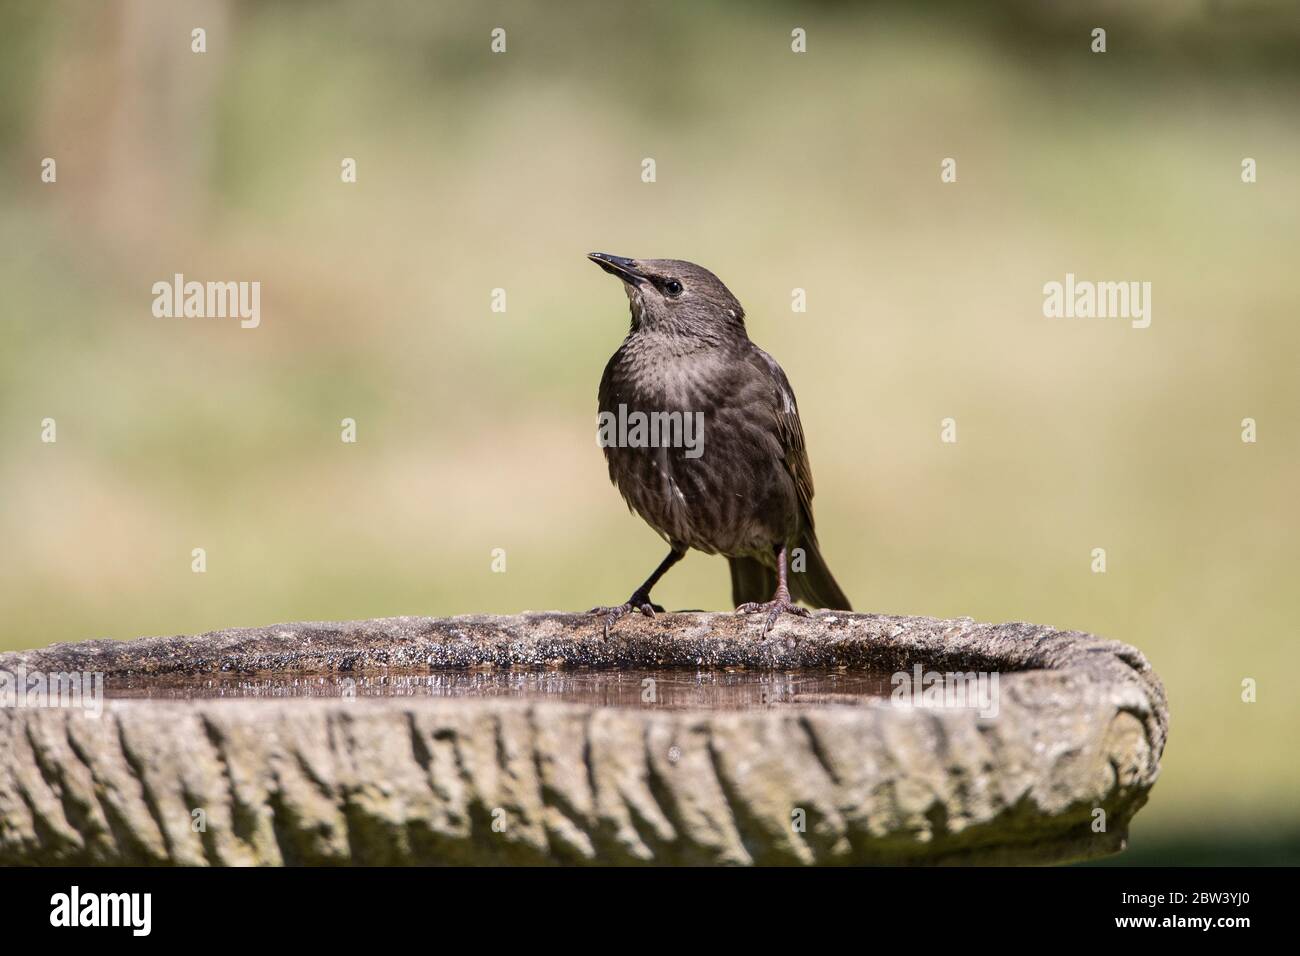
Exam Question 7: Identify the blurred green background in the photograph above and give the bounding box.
[1,0,1297,863]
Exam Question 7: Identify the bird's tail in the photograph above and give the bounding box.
[729,555,776,607]
[789,533,852,610]
[729,533,852,611]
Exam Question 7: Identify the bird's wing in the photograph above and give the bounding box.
[745,345,817,531]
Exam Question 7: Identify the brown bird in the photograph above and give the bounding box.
[587,253,852,636]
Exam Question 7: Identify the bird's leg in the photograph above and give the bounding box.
[589,548,684,637]
[735,543,812,637]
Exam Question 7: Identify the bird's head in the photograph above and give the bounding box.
[587,253,746,340]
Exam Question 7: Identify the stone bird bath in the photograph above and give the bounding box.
[0,612,1167,865]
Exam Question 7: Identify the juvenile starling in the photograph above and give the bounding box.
[587,253,852,636]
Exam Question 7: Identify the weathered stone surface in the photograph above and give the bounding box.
[0,611,1167,865]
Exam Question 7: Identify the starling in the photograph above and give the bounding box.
[587,253,852,636]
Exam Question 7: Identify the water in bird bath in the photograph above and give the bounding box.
[104,667,896,710]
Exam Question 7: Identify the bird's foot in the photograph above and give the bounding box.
[587,595,664,638]
[735,596,811,638]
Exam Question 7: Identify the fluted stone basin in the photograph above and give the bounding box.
[0,611,1167,866]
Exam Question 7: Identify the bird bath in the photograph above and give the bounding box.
[0,611,1166,865]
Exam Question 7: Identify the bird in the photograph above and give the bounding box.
[587,253,852,637]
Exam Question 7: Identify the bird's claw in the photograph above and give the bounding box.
[588,597,663,638]
[735,598,811,638]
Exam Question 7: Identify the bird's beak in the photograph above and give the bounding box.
[588,252,646,286]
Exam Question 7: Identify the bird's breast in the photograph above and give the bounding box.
[597,344,800,556]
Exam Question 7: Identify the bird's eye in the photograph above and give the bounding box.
[664,279,683,297]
